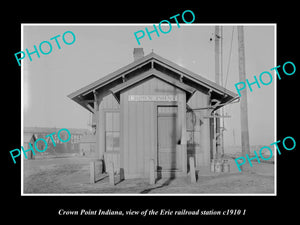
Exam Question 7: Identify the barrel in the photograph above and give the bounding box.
[210,159,215,172]
[222,159,230,173]
[214,160,222,173]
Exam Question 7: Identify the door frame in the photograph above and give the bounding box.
[153,102,186,176]
[157,105,180,171]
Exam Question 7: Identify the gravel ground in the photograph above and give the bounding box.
[23,156,275,194]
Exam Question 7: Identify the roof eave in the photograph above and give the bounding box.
[68,52,238,109]
[67,53,156,99]
[109,68,196,102]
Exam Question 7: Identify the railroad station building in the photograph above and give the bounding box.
[68,48,237,179]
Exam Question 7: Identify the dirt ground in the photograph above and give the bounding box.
[23,155,275,194]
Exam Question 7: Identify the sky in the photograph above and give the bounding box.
[22,24,275,146]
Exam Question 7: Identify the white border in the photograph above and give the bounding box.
[274,24,277,196]
[21,24,24,194]
[21,23,277,196]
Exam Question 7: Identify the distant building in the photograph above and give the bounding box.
[23,127,90,158]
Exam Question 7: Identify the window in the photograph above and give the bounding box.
[105,111,120,152]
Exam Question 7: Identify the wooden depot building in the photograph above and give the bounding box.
[68,48,237,179]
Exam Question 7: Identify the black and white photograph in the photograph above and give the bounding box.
[21,24,275,195]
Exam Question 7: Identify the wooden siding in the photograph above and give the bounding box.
[104,152,120,174]
[97,79,212,177]
[121,77,186,178]
[100,93,120,109]
[99,93,120,169]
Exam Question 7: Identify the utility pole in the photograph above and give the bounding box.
[237,26,250,170]
[215,26,221,85]
[214,25,222,159]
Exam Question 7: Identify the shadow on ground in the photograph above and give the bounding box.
[23,157,275,194]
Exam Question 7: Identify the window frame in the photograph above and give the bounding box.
[104,109,120,153]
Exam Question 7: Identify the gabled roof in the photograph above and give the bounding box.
[68,53,156,99]
[110,68,196,102]
[68,52,238,111]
